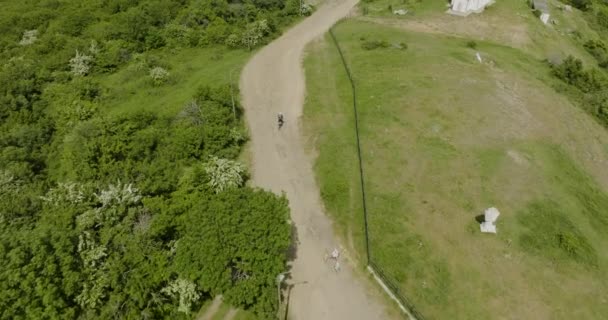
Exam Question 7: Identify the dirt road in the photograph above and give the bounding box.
[240,0,389,319]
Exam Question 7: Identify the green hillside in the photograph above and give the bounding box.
[303,1,608,318]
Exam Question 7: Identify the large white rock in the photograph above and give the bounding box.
[480,207,500,234]
[484,207,500,223]
[480,221,497,233]
[540,13,550,24]
[449,0,494,16]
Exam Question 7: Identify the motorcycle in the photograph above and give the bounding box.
[277,113,284,129]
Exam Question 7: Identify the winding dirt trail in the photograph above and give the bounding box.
[240,0,389,319]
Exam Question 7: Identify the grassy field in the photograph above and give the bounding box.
[94,47,250,117]
[361,0,447,17]
[303,12,608,320]
[359,0,604,64]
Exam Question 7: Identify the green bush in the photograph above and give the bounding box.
[570,0,592,11]
[94,39,132,72]
[301,3,314,16]
[466,40,477,49]
[597,6,608,30]
[149,66,170,85]
[551,55,608,93]
[583,39,608,68]
[144,28,166,49]
[550,55,608,127]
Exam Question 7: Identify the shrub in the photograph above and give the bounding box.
[466,40,477,49]
[551,55,608,127]
[242,20,269,50]
[95,40,132,72]
[551,55,608,92]
[532,9,542,18]
[583,39,607,52]
[597,6,608,30]
[69,50,93,76]
[149,66,169,85]
[162,23,191,48]
[585,91,608,124]
[570,0,592,11]
[19,29,38,46]
[88,40,100,55]
[583,39,608,68]
[361,39,390,50]
[204,157,246,193]
[205,18,230,44]
[176,100,203,126]
[301,3,314,16]
[597,99,608,123]
[225,34,240,49]
[145,29,166,49]
[161,279,200,314]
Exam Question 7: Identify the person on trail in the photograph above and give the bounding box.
[323,248,340,262]
[331,248,339,260]
[277,112,284,129]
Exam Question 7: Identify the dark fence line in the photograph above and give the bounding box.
[327,26,371,266]
[369,261,426,320]
[327,26,425,320]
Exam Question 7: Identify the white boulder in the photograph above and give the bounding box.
[449,0,494,16]
[480,207,500,233]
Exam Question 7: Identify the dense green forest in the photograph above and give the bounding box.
[0,0,304,318]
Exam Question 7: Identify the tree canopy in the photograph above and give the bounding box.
[0,0,298,318]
